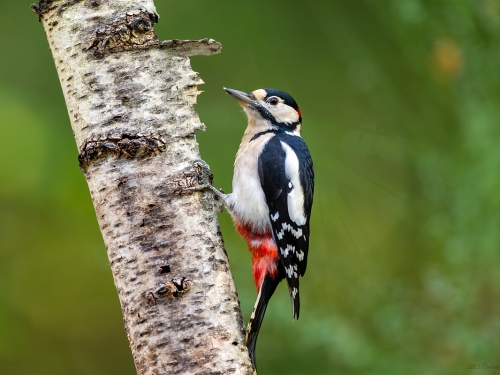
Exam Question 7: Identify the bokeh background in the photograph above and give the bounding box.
[1,1,500,374]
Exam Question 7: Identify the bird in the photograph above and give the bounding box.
[203,87,314,369]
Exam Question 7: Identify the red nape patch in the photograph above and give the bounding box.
[297,108,302,119]
[235,223,279,291]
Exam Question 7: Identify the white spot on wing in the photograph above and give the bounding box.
[281,222,303,239]
[297,250,305,261]
[271,211,280,222]
[280,244,296,258]
[285,264,298,278]
[291,287,298,299]
[276,229,284,240]
[280,142,307,225]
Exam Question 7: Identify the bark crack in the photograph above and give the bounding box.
[146,277,191,305]
[78,131,166,171]
[31,0,83,21]
[85,11,159,58]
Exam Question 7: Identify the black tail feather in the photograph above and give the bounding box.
[246,275,281,369]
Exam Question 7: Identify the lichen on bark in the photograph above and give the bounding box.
[32,0,253,374]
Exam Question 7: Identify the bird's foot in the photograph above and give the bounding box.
[179,160,229,213]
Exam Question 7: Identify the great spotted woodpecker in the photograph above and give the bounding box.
[209,87,314,369]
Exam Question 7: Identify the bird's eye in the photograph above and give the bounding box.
[268,97,279,106]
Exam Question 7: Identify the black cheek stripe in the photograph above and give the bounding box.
[256,106,301,131]
[250,129,278,142]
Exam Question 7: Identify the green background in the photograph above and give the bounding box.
[1,1,500,374]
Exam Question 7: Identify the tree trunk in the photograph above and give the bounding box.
[31,1,253,374]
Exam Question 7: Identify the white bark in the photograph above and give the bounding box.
[32,1,253,374]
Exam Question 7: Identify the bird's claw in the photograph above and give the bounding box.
[176,161,228,213]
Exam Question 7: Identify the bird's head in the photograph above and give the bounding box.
[224,87,302,134]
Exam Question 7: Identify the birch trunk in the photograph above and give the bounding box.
[31,1,253,374]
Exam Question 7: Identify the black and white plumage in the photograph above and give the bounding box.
[258,131,314,317]
[214,87,314,369]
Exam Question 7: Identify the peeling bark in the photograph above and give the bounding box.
[32,1,254,374]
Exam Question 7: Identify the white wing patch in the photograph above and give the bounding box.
[297,250,305,261]
[280,244,296,258]
[276,228,284,240]
[285,265,298,279]
[280,142,306,226]
[278,222,303,239]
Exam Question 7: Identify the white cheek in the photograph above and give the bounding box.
[271,104,299,124]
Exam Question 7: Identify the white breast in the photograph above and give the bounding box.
[227,134,274,233]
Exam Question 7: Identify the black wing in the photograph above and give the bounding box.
[258,134,314,319]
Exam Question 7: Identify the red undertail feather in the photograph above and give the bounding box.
[236,223,279,290]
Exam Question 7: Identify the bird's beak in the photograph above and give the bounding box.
[223,87,258,108]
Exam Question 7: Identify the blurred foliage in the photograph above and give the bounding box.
[1,0,499,374]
